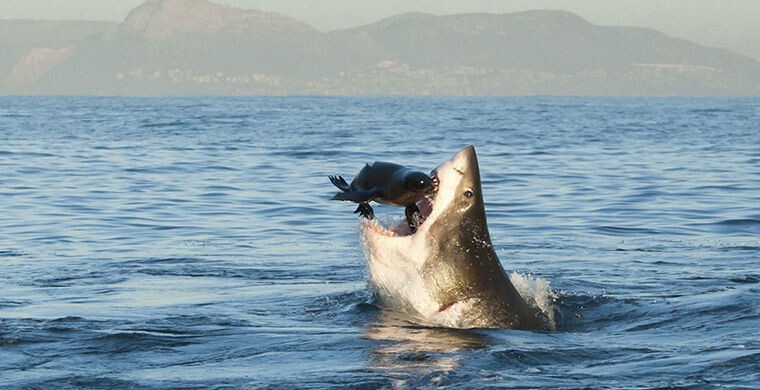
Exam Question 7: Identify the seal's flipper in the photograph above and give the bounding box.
[328,175,351,192]
[405,204,423,233]
[331,188,383,203]
[354,203,374,220]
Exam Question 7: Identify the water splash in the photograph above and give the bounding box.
[510,271,558,330]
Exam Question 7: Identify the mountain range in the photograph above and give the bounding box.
[2,0,758,96]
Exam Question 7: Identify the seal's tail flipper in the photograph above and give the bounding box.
[330,188,382,202]
[329,175,351,192]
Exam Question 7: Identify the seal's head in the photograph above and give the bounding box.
[404,172,435,194]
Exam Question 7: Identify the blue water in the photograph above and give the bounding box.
[1,96,759,388]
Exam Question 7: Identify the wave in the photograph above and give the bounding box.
[0,150,56,158]
[715,218,760,226]
[21,377,141,389]
[594,226,662,236]
[0,250,26,257]
[729,275,760,284]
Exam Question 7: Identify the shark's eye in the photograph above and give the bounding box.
[464,189,474,198]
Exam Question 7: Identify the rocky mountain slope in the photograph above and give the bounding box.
[0,20,114,85]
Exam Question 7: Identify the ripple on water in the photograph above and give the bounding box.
[1,96,759,388]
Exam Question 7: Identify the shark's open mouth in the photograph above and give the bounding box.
[365,171,439,237]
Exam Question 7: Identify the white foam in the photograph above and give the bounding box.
[509,271,558,329]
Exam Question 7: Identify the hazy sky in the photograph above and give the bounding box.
[2,0,759,60]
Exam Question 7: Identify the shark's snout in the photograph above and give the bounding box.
[449,145,480,182]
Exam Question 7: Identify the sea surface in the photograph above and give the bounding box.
[1,96,759,389]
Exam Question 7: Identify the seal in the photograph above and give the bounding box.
[329,162,435,232]
[362,146,553,330]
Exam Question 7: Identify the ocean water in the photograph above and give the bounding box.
[1,96,759,389]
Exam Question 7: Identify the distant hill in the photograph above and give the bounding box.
[13,0,351,95]
[0,20,114,85]
[2,0,759,96]
[330,11,760,95]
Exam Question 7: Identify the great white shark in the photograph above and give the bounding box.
[362,146,553,330]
